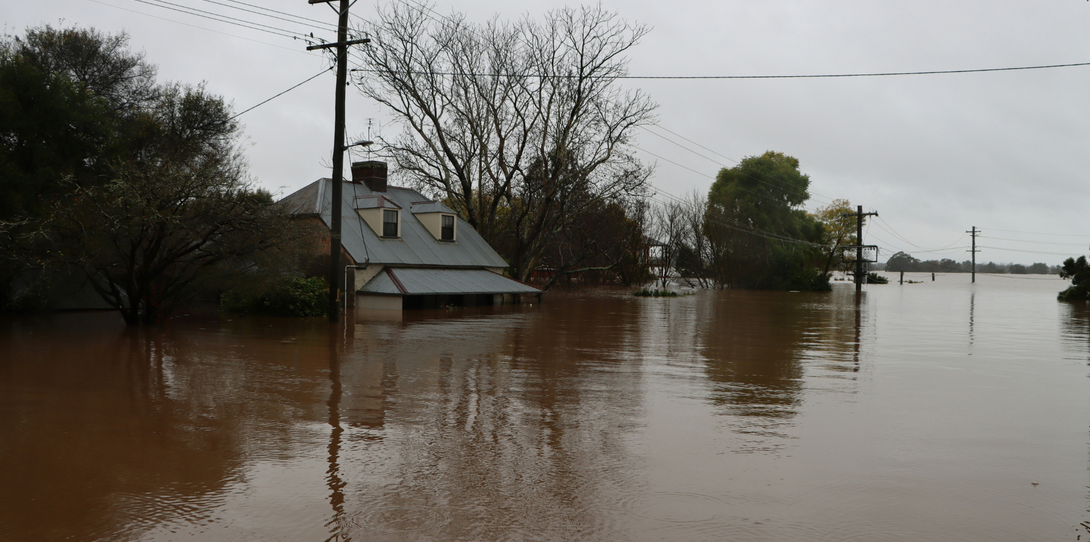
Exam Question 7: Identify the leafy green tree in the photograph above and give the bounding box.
[11,25,157,117]
[9,85,309,324]
[0,28,129,310]
[815,199,857,274]
[0,49,114,220]
[0,26,309,323]
[705,151,827,290]
[885,251,922,272]
[0,25,160,220]
[937,259,963,272]
[1059,256,1090,301]
[1027,262,1051,274]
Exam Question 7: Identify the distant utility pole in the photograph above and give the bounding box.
[844,205,879,292]
[308,0,370,323]
[966,226,980,283]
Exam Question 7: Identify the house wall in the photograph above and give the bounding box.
[498,293,540,305]
[298,216,356,279]
[352,264,385,293]
[356,293,402,311]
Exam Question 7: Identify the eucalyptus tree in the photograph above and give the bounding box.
[354,3,656,282]
[705,151,827,290]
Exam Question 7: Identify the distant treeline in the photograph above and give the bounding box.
[875,252,1060,275]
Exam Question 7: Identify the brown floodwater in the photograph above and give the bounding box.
[1,273,1088,541]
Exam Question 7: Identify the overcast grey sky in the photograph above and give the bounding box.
[6,0,1090,265]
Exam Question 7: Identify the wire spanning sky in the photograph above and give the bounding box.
[5,0,1090,264]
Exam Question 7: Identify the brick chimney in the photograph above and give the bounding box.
[351,161,387,192]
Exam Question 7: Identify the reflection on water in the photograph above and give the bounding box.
[1060,301,1090,362]
[325,332,347,542]
[697,290,805,420]
[693,287,869,452]
[969,290,976,353]
[1,275,1089,541]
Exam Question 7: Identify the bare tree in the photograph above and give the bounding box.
[649,198,685,289]
[680,191,714,288]
[649,191,714,289]
[355,3,656,282]
[537,196,649,288]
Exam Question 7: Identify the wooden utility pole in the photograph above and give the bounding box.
[966,226,980,283]
[846,205,879,292]
[308,0,369,323]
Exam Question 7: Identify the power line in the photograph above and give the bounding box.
[645,125,834,205]
[228,68,330,121]
[872,216,967,253]
[865,228,968,263]
[646,185,828,249]
[636,145,815,212]
[130,0,309,40]
[348,60,1090,81]
[637,146,711,179]
[90,0,315,52]
[217,0,338,30]
[977,235,1089,247]
[354,1,1090,82]
[978,245,1080,257]
[979,273,1060,280]
[619,62,1090,80]
[980,227,1090,238]
[196,0,336,34]
[640,126,836,207]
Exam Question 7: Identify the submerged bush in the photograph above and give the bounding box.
[634,288,681,297]
[783,267,832,292]
[221,277,329,317]
[866,272,889,284]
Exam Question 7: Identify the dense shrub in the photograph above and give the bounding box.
[221,277,329,317]
[1059,256,1090,302]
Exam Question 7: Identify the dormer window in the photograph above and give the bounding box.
[441,215,455,241]
[355,195,402,238]
[383,209,399,237]
[409,200,458,241]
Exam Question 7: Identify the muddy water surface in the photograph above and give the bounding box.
[1,274,1088,541]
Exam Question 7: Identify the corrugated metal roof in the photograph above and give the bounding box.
[409,201,455,214]
[284,179,510,268]
[278,180,322,216]
[360,268,541,295]
[355,195,401,209]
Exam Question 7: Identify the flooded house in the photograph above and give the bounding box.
[281,161,540,314]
